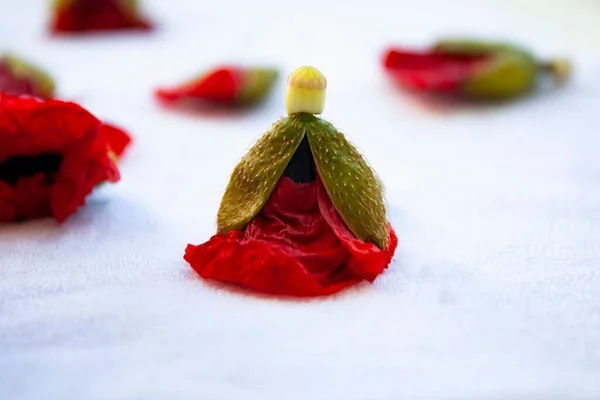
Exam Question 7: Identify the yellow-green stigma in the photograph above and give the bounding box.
[285,66,327,115]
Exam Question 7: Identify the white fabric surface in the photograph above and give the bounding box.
[1,0,600,399]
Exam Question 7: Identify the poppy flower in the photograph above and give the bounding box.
[184,67,398,297]
[383,38,571,100]
[0,54,55,99]
[0,94,132,223]
[155,66,278,108]
[50,0,154,34]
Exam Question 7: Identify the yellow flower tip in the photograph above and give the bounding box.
[286,66,327,115]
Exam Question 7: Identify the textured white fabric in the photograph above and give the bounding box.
[1,1,600,399]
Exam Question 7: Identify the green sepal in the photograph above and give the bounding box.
[305,116,388,249]
[433,39,539,99]
[463,52,538,99]
[435,39,513,55]
[217,116,304,233]
[237,68,279,104]
[2,53,55,98]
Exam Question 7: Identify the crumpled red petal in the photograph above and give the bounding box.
[383,48,487,93]
[155,67,242,105]
[50,0,154,34]
[184,176,398,297]
[0,174,52,221]
[0,95,124,222]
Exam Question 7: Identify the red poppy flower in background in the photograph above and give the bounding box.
[383,39,571,100]
[0,95,132,223]
[0,54,55,99]
[50,0,154,34]
[155,66,278,108]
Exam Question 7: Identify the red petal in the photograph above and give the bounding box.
[316,179,398,282]
[13,174,53,220]
[101,123,132,157]
[0,181,17,221]
[383,48,487,93]
[0,95,122,222]
[184,177,397,297]
[51,0,153,34]
[155,67,243,105]
[50,129,119,221]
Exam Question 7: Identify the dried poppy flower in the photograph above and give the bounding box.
[0,54,55,99]
[50,0,153,34]
[383,38,571,100]
[155,66,278,108]
[184,67,398,297]
[0,95,131,223]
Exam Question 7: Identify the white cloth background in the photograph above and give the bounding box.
[1,0,600,399]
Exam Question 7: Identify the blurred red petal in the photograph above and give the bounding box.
[383,48,487,93]
[155,67,243,105]
[51,0,154,34]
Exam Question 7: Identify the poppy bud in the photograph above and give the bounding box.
[384,38,571,100]
[155,66,278,108]
[0,54,55,99]
[50,0,154,34]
